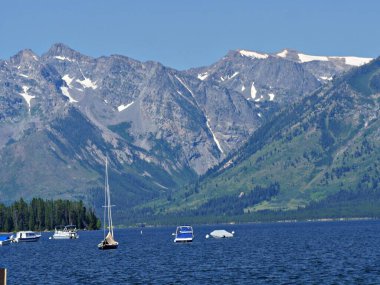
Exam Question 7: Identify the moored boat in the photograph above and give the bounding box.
[0,236,12,246]
[98,157,119,250]
[173,226,194,243]
[51,225,79,239]
[14,231,41,242]
[207,229,234,239]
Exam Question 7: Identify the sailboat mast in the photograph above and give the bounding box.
[103,157,108,239]
[106,157,110,235]
[108,167,114,237]
[106,157,114,237]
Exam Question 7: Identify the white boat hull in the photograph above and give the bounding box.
[15,236,41,242]
[52,230,79,239]
[0,239,11,246]
[209,230,234,238]
[52,234,79,239]
[174,237,193,243]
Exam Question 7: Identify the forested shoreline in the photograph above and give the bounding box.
[0,198,100,232]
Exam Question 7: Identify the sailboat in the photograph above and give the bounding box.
[98,157,119,250]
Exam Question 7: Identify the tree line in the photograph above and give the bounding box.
[0,198,100,232]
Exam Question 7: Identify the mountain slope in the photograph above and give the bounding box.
[186,49,372,106]
[154,57,380,216]
[0,44,374,222]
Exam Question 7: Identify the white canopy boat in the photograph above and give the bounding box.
[14,231,41,242]
[206,230,234,239]
[51,225,79,239]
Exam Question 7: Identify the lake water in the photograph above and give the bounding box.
[1,220,380,284]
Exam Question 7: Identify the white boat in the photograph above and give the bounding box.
[173,226,194,243]
[98,157,119,250]
[14,231,41,242]
[0,236,12,246]
[51,225,79,239]
[207,229,234,239]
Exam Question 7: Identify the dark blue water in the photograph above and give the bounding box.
[1,220,380,284]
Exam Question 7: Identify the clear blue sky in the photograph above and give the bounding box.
[1,0,380,70]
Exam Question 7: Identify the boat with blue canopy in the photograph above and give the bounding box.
[0,235,12,246]
[173,226,194,243]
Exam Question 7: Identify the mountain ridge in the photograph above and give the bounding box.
[153,57,380,220]
[0,43,375,223]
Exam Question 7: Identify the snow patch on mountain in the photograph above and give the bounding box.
[176,90,195,106]
[297,53,372,66]
[255,95,264,102]
[229,72,239,79]
[320,76,333,81]
[62,74,74,88]
[241,85,245,92]
[76,77,97,90]
[298,53,329,63]
[268,93,275,101]
[154,181,169,189]
[54,56,74,62]
[331,56,373,66]
[19,86,35,111]
[277,49,288,58]
[174,75,200,108]
[206,117,224,154]
[118,101,134,112]
[60,86,78,103]
[18,73,29,78]
[197,72,209,80]
[175,75,196,100]
[250,82,257,99]
[239,50,269,59]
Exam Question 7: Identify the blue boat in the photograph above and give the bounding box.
[0,235,12,246]
[173,226,194,243]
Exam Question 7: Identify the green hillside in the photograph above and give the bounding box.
[130,58,380,224]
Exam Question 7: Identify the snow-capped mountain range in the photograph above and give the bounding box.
[0,43,373,208]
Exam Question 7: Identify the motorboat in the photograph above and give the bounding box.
[0,236,12,246]
[51,225,79,239]
[98,157,119,250]
[206,229,234,239]
[173,226,194,243]
[13,231,41,242]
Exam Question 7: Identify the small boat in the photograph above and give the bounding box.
[173,226,194,243]
[13,231,41,242]
[0,236,12,246]
[98,157,119,250]
[51,225,79,239]
[206,229,234,239]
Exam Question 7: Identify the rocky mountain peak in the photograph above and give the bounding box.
[43,43,87,61]
[275,49,300,61]
[9,49,39,65]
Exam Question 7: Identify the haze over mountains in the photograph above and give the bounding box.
[0,43,376,222]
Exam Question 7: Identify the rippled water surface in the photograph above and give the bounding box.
[1,220,380,284]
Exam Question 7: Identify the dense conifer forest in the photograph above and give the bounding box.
[0,198,100,232]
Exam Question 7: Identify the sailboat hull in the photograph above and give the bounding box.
[98,243,119,250]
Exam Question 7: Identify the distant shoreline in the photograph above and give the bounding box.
[117,216,380,228]
[268,216,378,224]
